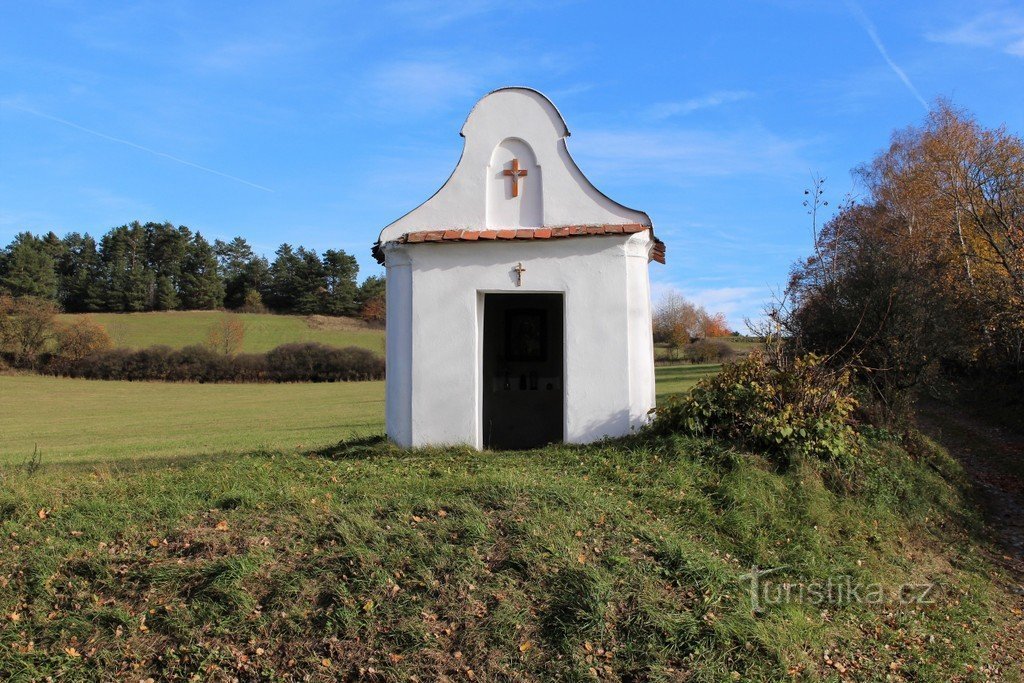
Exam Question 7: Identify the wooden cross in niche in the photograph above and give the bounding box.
[513,262,526,287]
[502,158,528,198]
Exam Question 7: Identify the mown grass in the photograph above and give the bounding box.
[0,431,1016,680]
[655,364,721,400]
[0,365,720,464]
[0,374,385,464]
[55,311,385,354]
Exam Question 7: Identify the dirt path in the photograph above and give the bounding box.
[917,401,1024,571]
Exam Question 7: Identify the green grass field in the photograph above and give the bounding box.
[0,365,717,464]
[57,311,385,354]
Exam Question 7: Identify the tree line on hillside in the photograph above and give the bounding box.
[648,100,1021,471]
[773,101,1024,421]
[0,222,385,321]
[0,294,384,382]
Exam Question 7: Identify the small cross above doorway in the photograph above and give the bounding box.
[502,158,528,198]
[513,262,526,287]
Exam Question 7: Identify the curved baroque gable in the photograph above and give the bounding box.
[377,87,651,245]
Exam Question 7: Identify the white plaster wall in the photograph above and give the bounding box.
[379,88,649,240]
[383,247,412,446]
[384,232,656,448]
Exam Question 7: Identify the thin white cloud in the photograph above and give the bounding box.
[573,126,811,180]
[1,101,275,193]
[926,9,1024,57]
[646,90,754,120]
[386,0,501,28]
[845,1,929,110]
[366,59,482,114]
[196,39,294,72]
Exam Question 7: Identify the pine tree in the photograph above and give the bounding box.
[179,233,224,309]
[0,232,58,299]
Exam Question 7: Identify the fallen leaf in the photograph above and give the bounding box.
[577,554,586,564]
[8,613,20,623]
[321,658,332,668]
[148,538,160,548]
[519,641,533,653]
[438,509,448,518]
[363,600,374,612]
[37,508,47,520]
[215,520,229,532]
[64,647,80,658]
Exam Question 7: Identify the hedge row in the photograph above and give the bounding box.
[46,342,384,383]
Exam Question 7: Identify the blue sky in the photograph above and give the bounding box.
[2,1,1022,328]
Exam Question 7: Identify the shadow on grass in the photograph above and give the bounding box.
[307,434,390,460]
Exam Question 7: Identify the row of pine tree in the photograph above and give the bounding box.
[0,222,383,316]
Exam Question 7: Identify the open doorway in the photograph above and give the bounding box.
[482,293,564,449]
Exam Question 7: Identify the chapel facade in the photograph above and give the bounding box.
[374,87,665,449]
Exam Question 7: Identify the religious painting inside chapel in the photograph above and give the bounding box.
[482,293,563,449]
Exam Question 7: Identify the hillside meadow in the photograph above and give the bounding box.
[56,311,385,354]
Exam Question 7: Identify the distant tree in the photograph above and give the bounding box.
[264,244,302,311]
[100,223,154,312]
[292,247,326,314]
[146,222,190,309]
[240,289,267,313]
[54,316,113,364]
[701,312,732,338]
[0,294,59,366]
[216,236,264,309]
[206,316,246,356]
[321,249,359,316]
[179,233,224,309]
[57,233,104,312]
[358,275,386,324]
[154,275,179,310]
[0,232,57,299]
[653,291,700,344]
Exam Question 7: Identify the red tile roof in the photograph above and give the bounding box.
[373,223,666,264]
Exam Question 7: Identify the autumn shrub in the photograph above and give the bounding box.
[0,294,59,367]
[651,351,859,465]
[359,293,386,325]
[51,317,113,369]
[683,340,735,364]
[206,317,246,356]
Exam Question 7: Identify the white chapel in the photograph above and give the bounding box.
[373,87,665,449]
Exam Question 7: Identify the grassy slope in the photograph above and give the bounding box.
[0,432,1016,680]
[56,311,386,354]
[0,366,717,464]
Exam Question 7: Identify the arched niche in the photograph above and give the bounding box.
[486,138,542,229]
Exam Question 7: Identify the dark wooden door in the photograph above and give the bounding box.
[482,293,564,449]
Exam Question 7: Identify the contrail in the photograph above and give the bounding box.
[845,1,930,111]
[2,102,275,192]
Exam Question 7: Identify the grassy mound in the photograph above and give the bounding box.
[0,432,1018,680]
